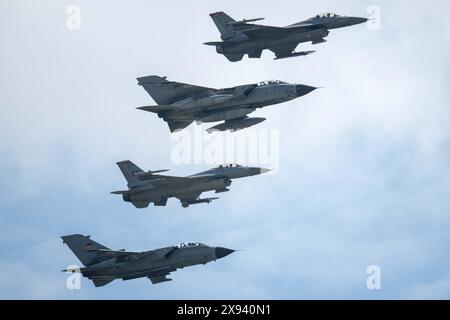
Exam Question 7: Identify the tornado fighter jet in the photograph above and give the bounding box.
[137,76,317,133]
[111,161,270,208]
[62,234,235,287]
[205,11,368,61]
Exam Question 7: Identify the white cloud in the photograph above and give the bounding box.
[0,0,449,299]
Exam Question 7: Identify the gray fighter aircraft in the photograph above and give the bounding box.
[137,76,317,132]
[205,11,368,61]
[112,161,270,208]
[62,234,235,286]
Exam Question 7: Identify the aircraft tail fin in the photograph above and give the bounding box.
[137,75,175,105]
[210,12,237,40]
[61,234,110,267]
[116,160,144,187]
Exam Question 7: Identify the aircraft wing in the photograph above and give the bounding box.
[94,248,145,255]
[146,175,193,187]
[91,248,149,261]
[187,173,230,181]
[128,171,192,187]
[139,174,227,188]
[234,24,289,38]
[234,23,320,38]
[138,76,218,105]
[112,174,213,195]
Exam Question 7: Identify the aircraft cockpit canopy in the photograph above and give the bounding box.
[315,12,340,18]
[179,242,205,248]
[217,163,243,169]
[258,80,287,86]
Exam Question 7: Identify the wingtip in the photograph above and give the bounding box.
[210,11,225,17]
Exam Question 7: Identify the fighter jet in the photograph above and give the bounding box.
[61,234,235,286]
[137,76,317,133]
[204,11,368,61]
[111,161,270,208]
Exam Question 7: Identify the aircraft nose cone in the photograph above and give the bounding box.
[349,17,368,25]
[249,167,271,176]
[296,84,317,97]
[215,247,235,259]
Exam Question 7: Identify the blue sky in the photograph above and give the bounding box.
[1,0,450,299]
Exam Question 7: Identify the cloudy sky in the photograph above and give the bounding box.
[1,0,449,299]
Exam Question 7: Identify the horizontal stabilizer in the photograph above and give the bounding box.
[204,41,225,46]
[137,105,177,113]
[111,190,130,195]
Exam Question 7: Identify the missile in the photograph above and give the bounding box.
[274,50,316,60]
[228,17,265,25]
[144,169,170,174]
[207,117,266,133]
[61,267,81,273]
[134,169,170,181]
[181,197,219,208]
[133,169,169,176]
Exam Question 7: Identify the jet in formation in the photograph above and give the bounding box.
[111,160,270,208]
[205,11,368,61]
[137,76,317,133]
[62,234,235,286]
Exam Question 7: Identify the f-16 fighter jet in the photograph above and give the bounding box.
[62,234,235,286]
[137,76,317,133]
[205,11,368,61]
[111,161,271,208]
